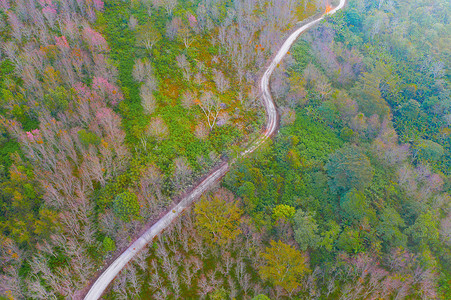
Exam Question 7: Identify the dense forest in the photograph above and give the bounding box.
[0,0,449,299]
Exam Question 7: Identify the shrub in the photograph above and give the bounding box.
[77,129,101,146]
[113,191,140,222]
[103,236,116,252]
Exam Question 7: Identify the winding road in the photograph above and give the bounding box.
[83,1,346,299]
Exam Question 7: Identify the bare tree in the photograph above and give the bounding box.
[166,17,181,40]
[149,263,163,291]
[176,54,192,81]
[222,251,234,274]
[228,275,238,299]
[190,255,203,274]
[181,90,196,109]
[194,121,209,140]
[170,274,181,297]
[196,91,221,130]
[129,15,138,30]
[178,21,195,48]
[194,72,206,85]
[126,265,141,296]
[430,61,445,79]
[240,273,252,296]
[7,12,23,42]
[146,117,169,141]
[171,157,192,191]
[303,62,321,88]
[133,59,153,83]
[140,80,157,114]
[132,250,149,272]
[183,265,194,287]
[280,107,296,125]
[0,266,23,299]
[161,0,177,16]
[154,287,170,300]
[197,274,214,297]
[213,69,230,93]
[316,75,332,99]
[136,23,161,50]
[139,165,164,208]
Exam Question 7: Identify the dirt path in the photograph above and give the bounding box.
[83,1,346,298]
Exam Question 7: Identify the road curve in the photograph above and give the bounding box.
[83,1,346,299]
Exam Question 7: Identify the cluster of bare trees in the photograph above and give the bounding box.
[0,1,140,298]
[134,0,304,142]
[2,1,201,296]
[0,237,24,298]
[133,58,157,114]
[166,0,310,136]
[173,55,227,133]
[108,202,268,299]
[1,0,122,116]
[212,0,298,81]
[2,84,129,298]
[334,250,438,300]
[105,186,442,300]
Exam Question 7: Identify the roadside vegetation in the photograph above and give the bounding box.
[103,0,450,299]
[0,0,449,299]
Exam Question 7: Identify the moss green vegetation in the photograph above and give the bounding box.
[225,112,344,221]
[95,0,245,201]
[100,0,242,143]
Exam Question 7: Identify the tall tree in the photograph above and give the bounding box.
[325,144,374,194]
[340,188,370,224]
[293,209,322,251]
[376,207,407,248]
[259,240,309,295]
[136,23,161,50]
[406,210,440,249]
[194,189,243,246]
[195,91,222,130]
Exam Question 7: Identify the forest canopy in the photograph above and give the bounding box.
[0,0,449,299]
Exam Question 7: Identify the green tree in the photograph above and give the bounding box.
[406,210,440,249]
[194,190,243,246]
[103,236,116,252]
[340,127,355,142]
[259,240,309,293]
[0,163,53,245]
[77,129,101,147]
[210,287,228,300]
[351,63,393,119]
[113,191,140,222]
[44,86,70,113]
[238,181,257,212]
[325,145,374,193]
[318,100,339,125]
[340,188,369,224]
[376,207,407,248]
[413,139,445,162]
[337,227,364,254]
[272,204,296,221]
[293,209,322,251]
[398,99,421,120]
[344,7,363,28]
[320,220,341,251]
